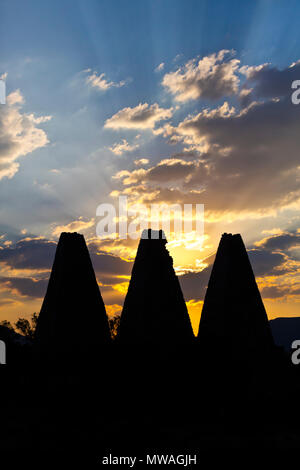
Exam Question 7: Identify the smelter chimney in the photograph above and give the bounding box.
[197,233,274,356]
[118,229,194,345]
[35,232,111,363]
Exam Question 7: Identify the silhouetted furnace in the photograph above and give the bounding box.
[118,229,194,344]
[197,233,274,355]
[35,232,111,362]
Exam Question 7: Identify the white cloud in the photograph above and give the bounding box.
[134,158,149,166]
[162,50,240,102]
[0,89,51,180]
[85,70,126,91]
[26,114,52,124]
[290,59,300,68]
[155,62,165,72]
[6,89,24,105]
[239,63,269,79]
[109,139,139,155]
[104,102,173,130]
[239,88,253,97]
[112,168,147,186]
[52,217,95,237]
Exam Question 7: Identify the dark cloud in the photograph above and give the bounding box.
[179,98,300,212]
[124,94,300,215]
[260,285,290,299]
[179,266,212,302]
[0,238,133,279]
[242,62,300,100]
[89,246,133,282]
[171,150,199,159]
[0,238,133,303]
[0,276,48,298]
[249,232,300,278]
[0,238,56,271]
[97,275,129,286]
[248,249,288,277]
[147,160,196,182]
[257,232,300,252]
[261,285,300,300]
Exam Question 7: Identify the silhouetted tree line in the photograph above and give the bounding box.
[0,313,38,340]
[1,312,120,341]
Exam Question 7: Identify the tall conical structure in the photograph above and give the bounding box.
[35,232,111,363]
[197,233,274,355]
[118,229,194,344]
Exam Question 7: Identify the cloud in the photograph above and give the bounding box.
[85,70,126,91]
[0,236,133,305]
[113,158,196,186]
[240,61,300,100]
[109,139,139,155]
[113,168,147,185]
[126,57,300,219]
[104,102,173,130]
[0,238,56,271]
[0,276,48,298]
[249,232,300,301]
[0,235,133,280]
[146,158,195,182]
[105,304,122,318]
[7,89,24,105]
[134,158,149,166]
[248,249,288,277]
[260,285,291,299]
[52,218,95,237]
[172,150,199,158]
[0,89,51,180]
[179,266,212,302]
[260,282,300,300]
[162,50,240,102]
[88,246,133,280]
[255,232,300,252]
[140,90,300,217]
[239,63,269,79]
[155,62,165,72]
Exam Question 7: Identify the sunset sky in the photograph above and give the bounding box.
[1,0,300,334]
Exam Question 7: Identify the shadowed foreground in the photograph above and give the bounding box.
[1,231,300,460]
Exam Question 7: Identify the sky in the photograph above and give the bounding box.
[1,0,300,334]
